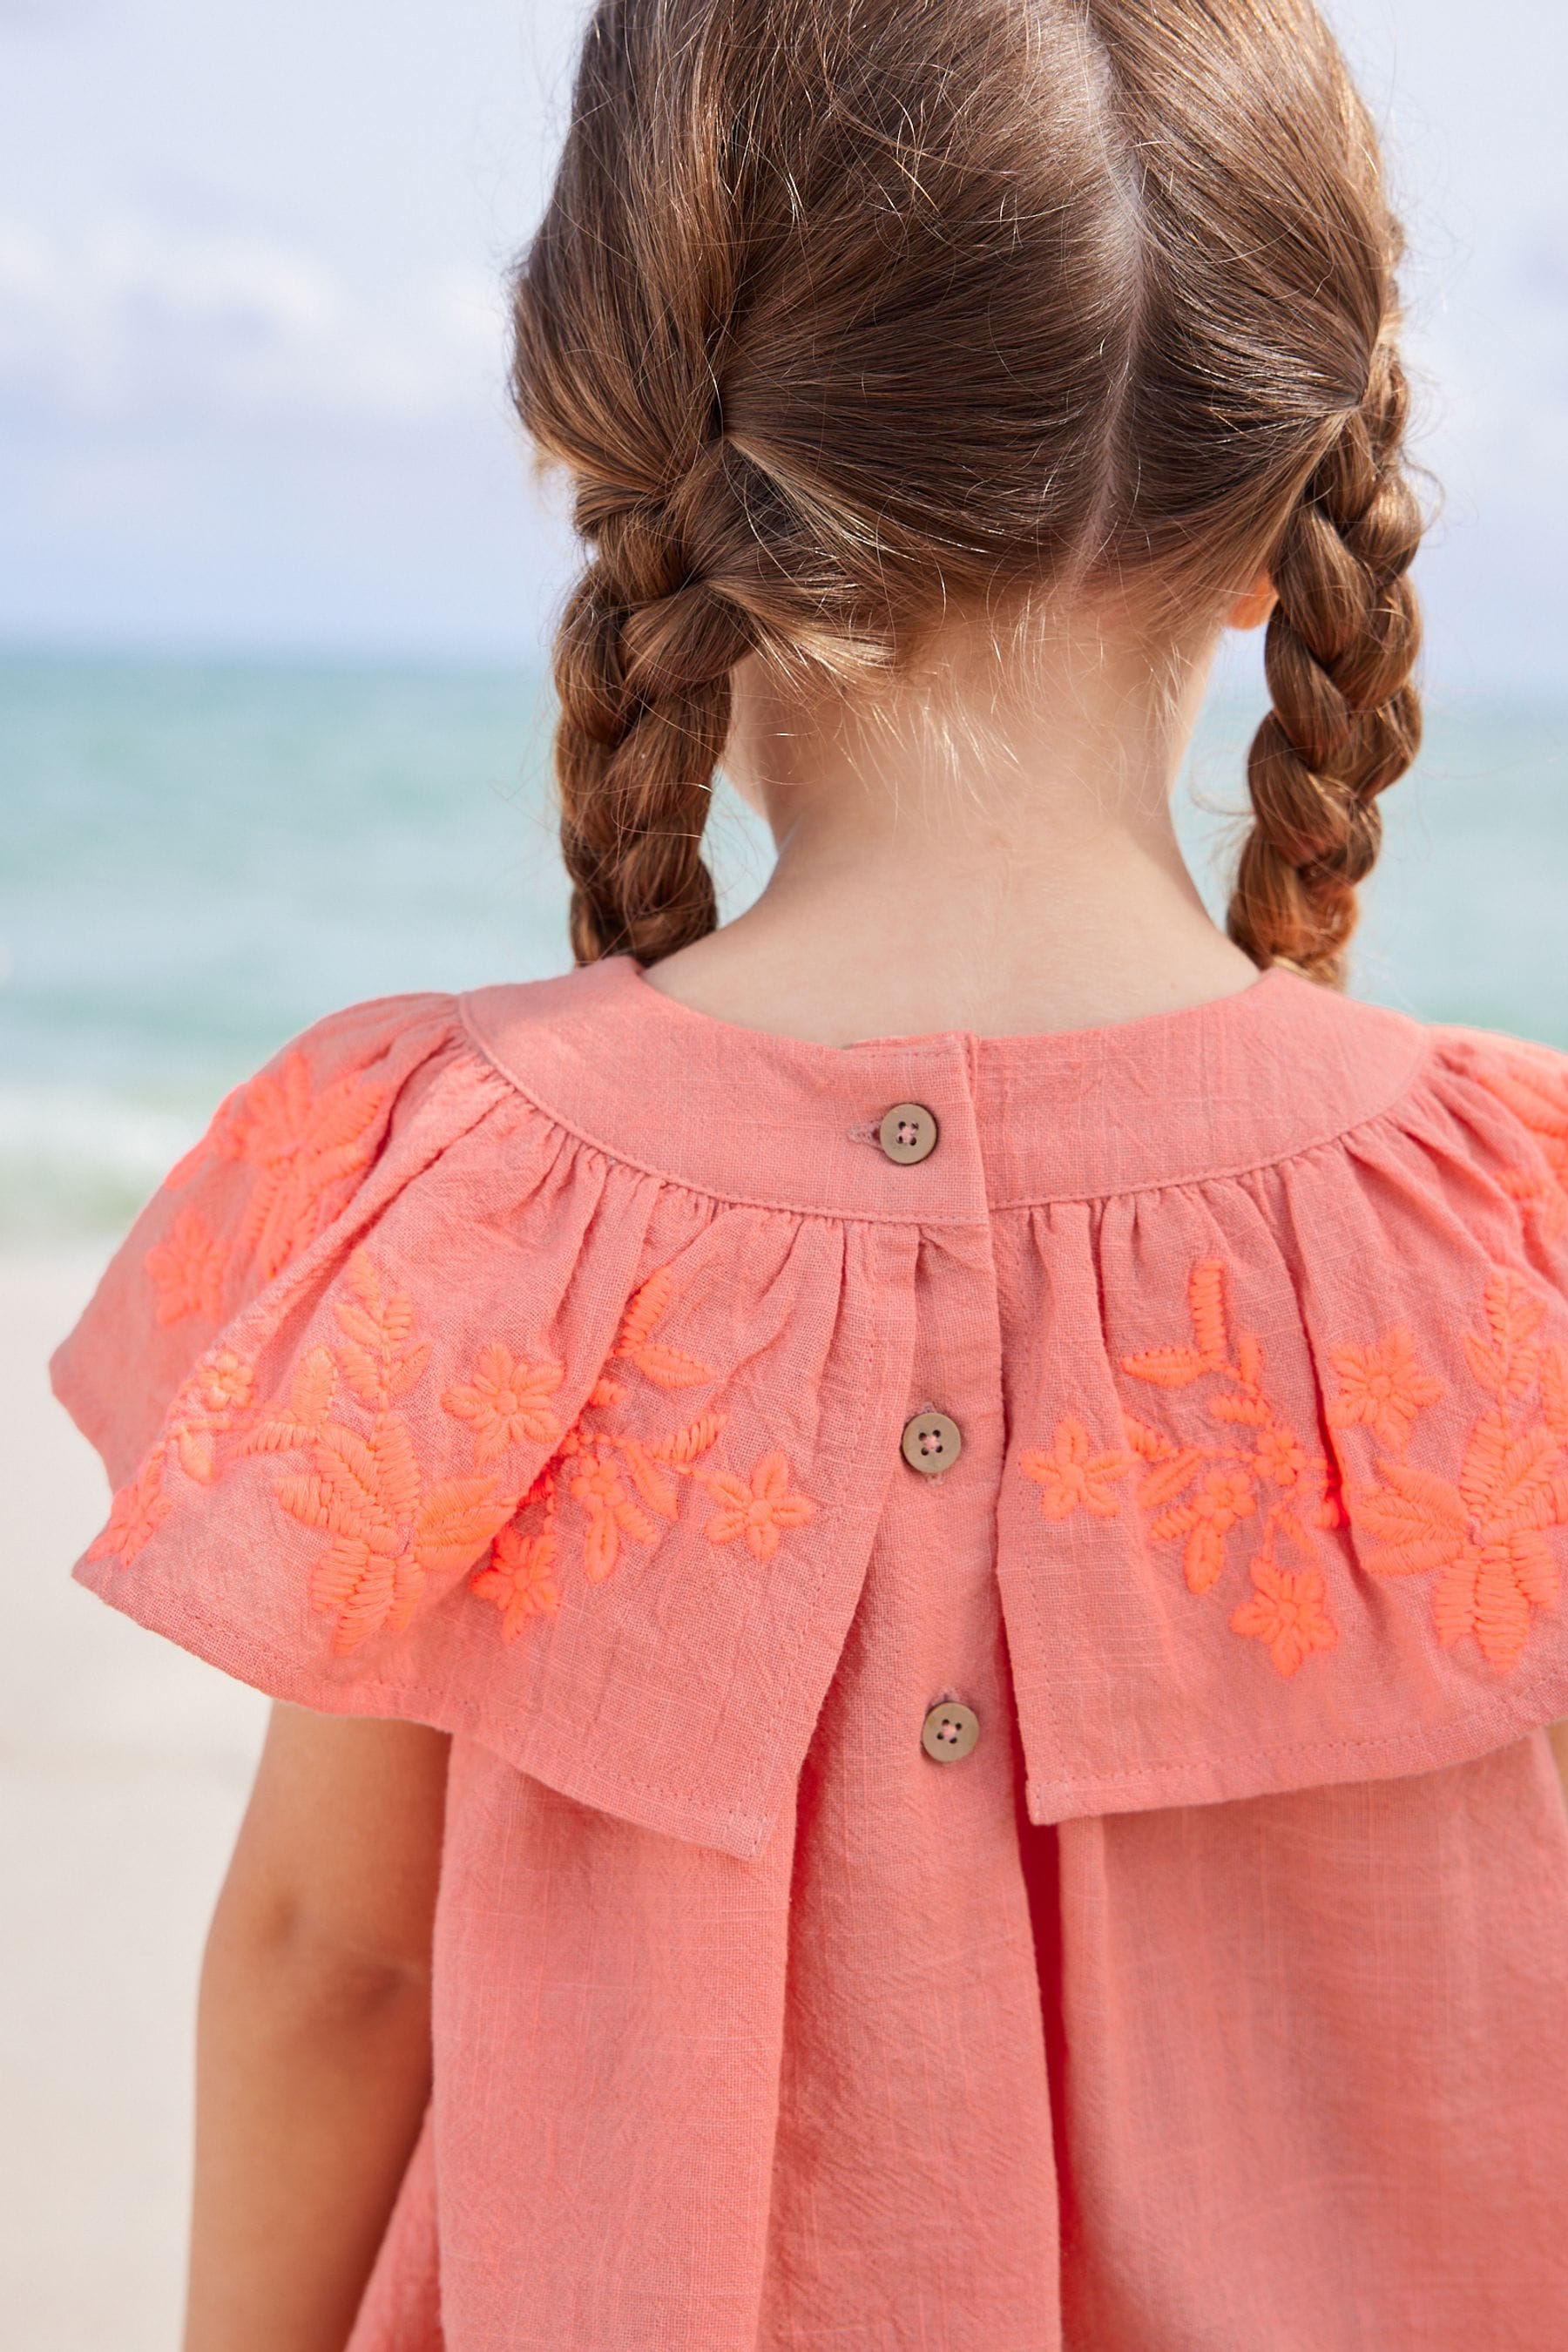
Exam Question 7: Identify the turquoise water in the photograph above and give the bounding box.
[3,649,1565,1241]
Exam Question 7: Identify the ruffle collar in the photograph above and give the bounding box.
[51,963,1568,1857]
[462,956,1432,1218]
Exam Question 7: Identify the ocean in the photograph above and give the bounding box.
[3,648,1565,1245]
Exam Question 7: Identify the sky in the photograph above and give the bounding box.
[1,0,1565,690]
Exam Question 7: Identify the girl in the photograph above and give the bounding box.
[51,1,1568,2345]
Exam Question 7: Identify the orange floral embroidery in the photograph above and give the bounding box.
[612,1265,714,1388]
[468,1269,720,1626]
[1229,1562,1339,1677]
[1254,1424,1309,1487]
[145,1207,230,1328]
[704,1451,817,1559]
[441,1343,563,1460]
[87,1348,257,1566]
[1347,1274,1568,1672]
[87,1453,174,1567]
[1468,1047,1568,1244]
[98,1246,817,1653]
[1328,1328,1444,1452]
[159,1049,384,1308]
[164,1348,256,1480]
[1015,1260,1342,1676]
[249,1252,517,1655]
[469,1266,814,1635]
[1119,1263,1339,1626]
[470,1521,560,1639]
[571,1449,661,1583]
[1020,1417,1132,1520]
[1157,1465,1258,1597]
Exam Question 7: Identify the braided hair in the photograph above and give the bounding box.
[552,478,743,966]
[1230,349,1424,983]
[514,0,1427,986]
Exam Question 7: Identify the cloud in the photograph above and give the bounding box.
[0,214,510,433]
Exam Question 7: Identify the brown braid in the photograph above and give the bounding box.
[1227,348,1425,988]
[551,436,878,963]
[554,579,731,968]
[553,480,745,966]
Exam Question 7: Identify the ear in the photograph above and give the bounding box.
[1227,569,1277,632]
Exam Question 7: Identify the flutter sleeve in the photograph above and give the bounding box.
[995,1012,1568,1828]
[51,986,909,1858]
[51,994,483,1492]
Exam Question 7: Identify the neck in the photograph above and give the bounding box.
[647,602,1261,1044]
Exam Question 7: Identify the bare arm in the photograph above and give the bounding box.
[184,1703,449,2352]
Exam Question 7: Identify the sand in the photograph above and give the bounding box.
[1,1250,267,2350]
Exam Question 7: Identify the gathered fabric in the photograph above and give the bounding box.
[53,957,1568,2348]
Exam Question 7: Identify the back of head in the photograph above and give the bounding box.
[513,0,1423,987]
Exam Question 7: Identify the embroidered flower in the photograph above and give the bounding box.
[570,1455,628,1511]
[166,1348,256,1481]
[87,1345,257,1566]
[463,1276,728,1618]
[1229,1562,1340,1678]
[1467,1047,1568,1244]
[1197,1467,1256,1525]
[1253,1424,1309,1489]
[1020,1418,1131,1520]
[168,1049,384,1286]
[145,1207,230,1328]
[1348,1274,1568,1672]
[1155,1466,1258,1595]
[463,1269,814,1631]
[178,1347,253,1415]
[470,1522,560,1639]
[87,1453,175,1567]
[1017,1260,1341,1672]
[442,1343,563,1460]
[704,1451,817,1559]
[1328,1328,1444,1452]
[570,1452,659,1582]
[265,1253,517,1653]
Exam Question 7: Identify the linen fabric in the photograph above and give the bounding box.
[51,957,1568,2348]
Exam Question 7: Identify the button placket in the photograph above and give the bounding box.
[875,1067,987,1782]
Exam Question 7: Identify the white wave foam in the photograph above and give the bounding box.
[0,1082,203,1240]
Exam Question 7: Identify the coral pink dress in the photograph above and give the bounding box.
[52,957,1568,2349]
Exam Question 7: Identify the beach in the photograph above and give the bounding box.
[1,1249,267,2344]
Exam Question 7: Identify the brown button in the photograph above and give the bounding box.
[922,1700,981,1763]
[901,1409,962,1474]
[878,1102,939,1166]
